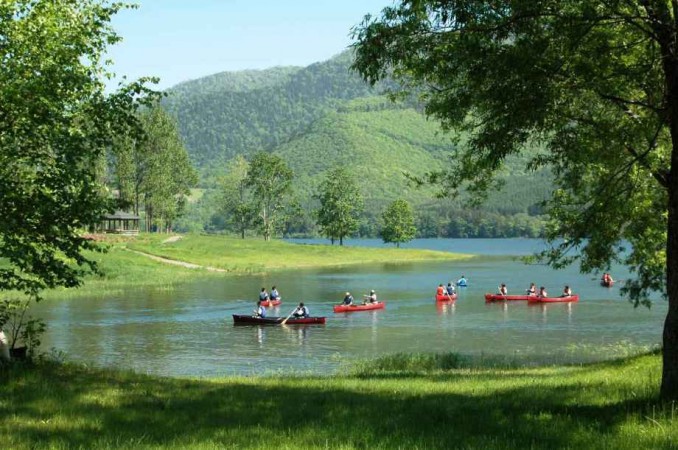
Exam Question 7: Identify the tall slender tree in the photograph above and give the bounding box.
[351,0,678,398]
[246,152,294,241]
[315,167,364,245]
[220,155,256,238]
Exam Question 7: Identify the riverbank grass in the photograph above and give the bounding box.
[35,233,470,299]
[1,352,676,449]
[126,233,472,271]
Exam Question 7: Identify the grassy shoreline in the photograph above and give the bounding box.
[40,233,472,299]
[1,352,676,449]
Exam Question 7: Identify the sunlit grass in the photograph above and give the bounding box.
[126,233,471,272]
[0,351,676,449]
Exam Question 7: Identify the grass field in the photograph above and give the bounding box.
[33,233,469,300]
[125,234,471,272]
[0,352,675,449]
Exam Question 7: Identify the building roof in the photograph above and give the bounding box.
[102,211,140,220]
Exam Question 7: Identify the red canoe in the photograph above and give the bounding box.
[435,293,458,302]
[333,302,386,313]
[527,294,579,304]
[232,314,325,325]
[259,299,281,307]
[484,293,533,302]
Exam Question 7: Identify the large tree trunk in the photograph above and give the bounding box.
[661,139,678,400]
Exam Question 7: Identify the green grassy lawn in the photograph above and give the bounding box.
[0,352,675,449]
[33,233,468,300]
[126,233,471,272]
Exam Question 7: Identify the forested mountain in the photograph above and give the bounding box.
[165,51,551,237]
[163,51,386,170]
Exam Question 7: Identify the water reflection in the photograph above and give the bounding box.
[436,302,456,315]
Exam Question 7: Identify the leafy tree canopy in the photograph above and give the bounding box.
[315,167,364,245]
[351,0,678,398]
[381,199,416,247]
[0,0,157,298]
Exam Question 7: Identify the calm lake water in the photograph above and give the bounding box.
[33,239,665,377]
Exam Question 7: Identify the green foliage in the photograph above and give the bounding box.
[218,156,256,238]
[0,0,158,297]
[351,0,678,398]
[162,51,383,166]
[246,152,294,241]
[315,167,364,245]
[0,298,46,358]
[381,199,416,247]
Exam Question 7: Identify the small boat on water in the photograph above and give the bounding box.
[333,302,385,313]
[259,299,281,307]
[484,293,532,302]
[233,314,326,325]
[435,293,458,302]
[527,294,579,304]
[601,280,614,287]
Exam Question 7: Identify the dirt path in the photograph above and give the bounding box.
[127,249,228,273]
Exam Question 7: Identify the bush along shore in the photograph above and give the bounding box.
[1,351,677,449]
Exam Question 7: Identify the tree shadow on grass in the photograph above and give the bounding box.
[0,361,669,449]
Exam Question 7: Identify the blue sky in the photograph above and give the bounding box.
[107,0,389,90]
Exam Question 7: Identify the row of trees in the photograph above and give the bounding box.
[219,160,417,246]
[109,106,198,232]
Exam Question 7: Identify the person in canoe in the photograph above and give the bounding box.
[601,273,614,286]
[539,286,548,297]
[457,275,468,287]
[446,282,456,295]
[254,300,267,318]
[561,285,573,297]
[363,289,377,304]
[436,284,445,297]
[292,302,310,318]
[342,292,354,305]
[526,283,537,296]
[498,283,508,295]
[259,287,269,301]
[270,286,281,301]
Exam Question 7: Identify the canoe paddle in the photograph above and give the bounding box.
[280,307,297,325]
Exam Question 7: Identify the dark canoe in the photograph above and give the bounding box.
[435,293,458,302]
[527,294,580,304]
[484,293,532,302]
[232,314,326,325]
[601,280,614,287]
[333,302,386,312]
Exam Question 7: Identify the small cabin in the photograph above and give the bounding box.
[100,211,140,235]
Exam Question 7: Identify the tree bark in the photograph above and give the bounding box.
[661,149,678,399]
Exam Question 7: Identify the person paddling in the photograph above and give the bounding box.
[539,286,548,297]
[342,292,354,305]
[526,283,537,296]
[270,286,281,301]
[254,300,266,318]
[259,287,269,301]
[436,284,445,297]
[292,302,310,318]
[457,275,468,287]
[498,283,508,296]
[562,285,573,297]
[446,282,456,295]
[363,289,377,304]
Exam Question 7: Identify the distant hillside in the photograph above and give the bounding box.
[165,52,552,237]
[163,51,385,168]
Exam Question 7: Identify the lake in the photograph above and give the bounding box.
[33,238,665,377]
